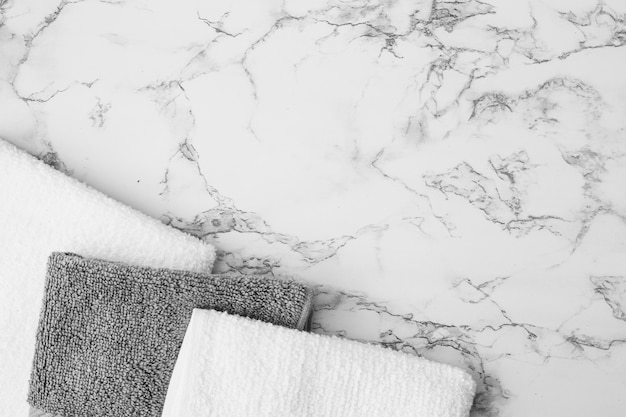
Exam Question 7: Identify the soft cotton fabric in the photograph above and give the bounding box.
[0,139,216,417]
[163,309,476,417]
[28,252,313,417]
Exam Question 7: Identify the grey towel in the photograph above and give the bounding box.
[28,252,313,417]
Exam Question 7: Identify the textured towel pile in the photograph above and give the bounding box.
[28,253,313,417]
[162,309,477,417]
[3,138,475,416]
[0,139,216,417]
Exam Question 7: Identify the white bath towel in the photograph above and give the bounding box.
[162,309,477,417]
[0,139,216,417]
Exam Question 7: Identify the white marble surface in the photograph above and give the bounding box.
[2,0,626,415]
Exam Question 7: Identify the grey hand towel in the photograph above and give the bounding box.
[28,252,313,417]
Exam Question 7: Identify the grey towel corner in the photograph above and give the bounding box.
[28,252,313,417]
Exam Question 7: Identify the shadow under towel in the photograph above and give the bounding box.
[28,252,313,417]
[162,309,476,417]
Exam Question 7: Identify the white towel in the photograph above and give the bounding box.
[0,139,216,417]
[162,309,476,417]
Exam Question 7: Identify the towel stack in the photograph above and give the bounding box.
[28,253,312,417]
[0,139,215,416]
[1,139,476,417]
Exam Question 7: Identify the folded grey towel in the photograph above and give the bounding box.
[28,252,313,417]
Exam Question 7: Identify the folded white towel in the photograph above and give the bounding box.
[0,139,216,417]
[162,309,476,417]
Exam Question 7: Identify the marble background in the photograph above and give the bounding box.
[2,0,626,415]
